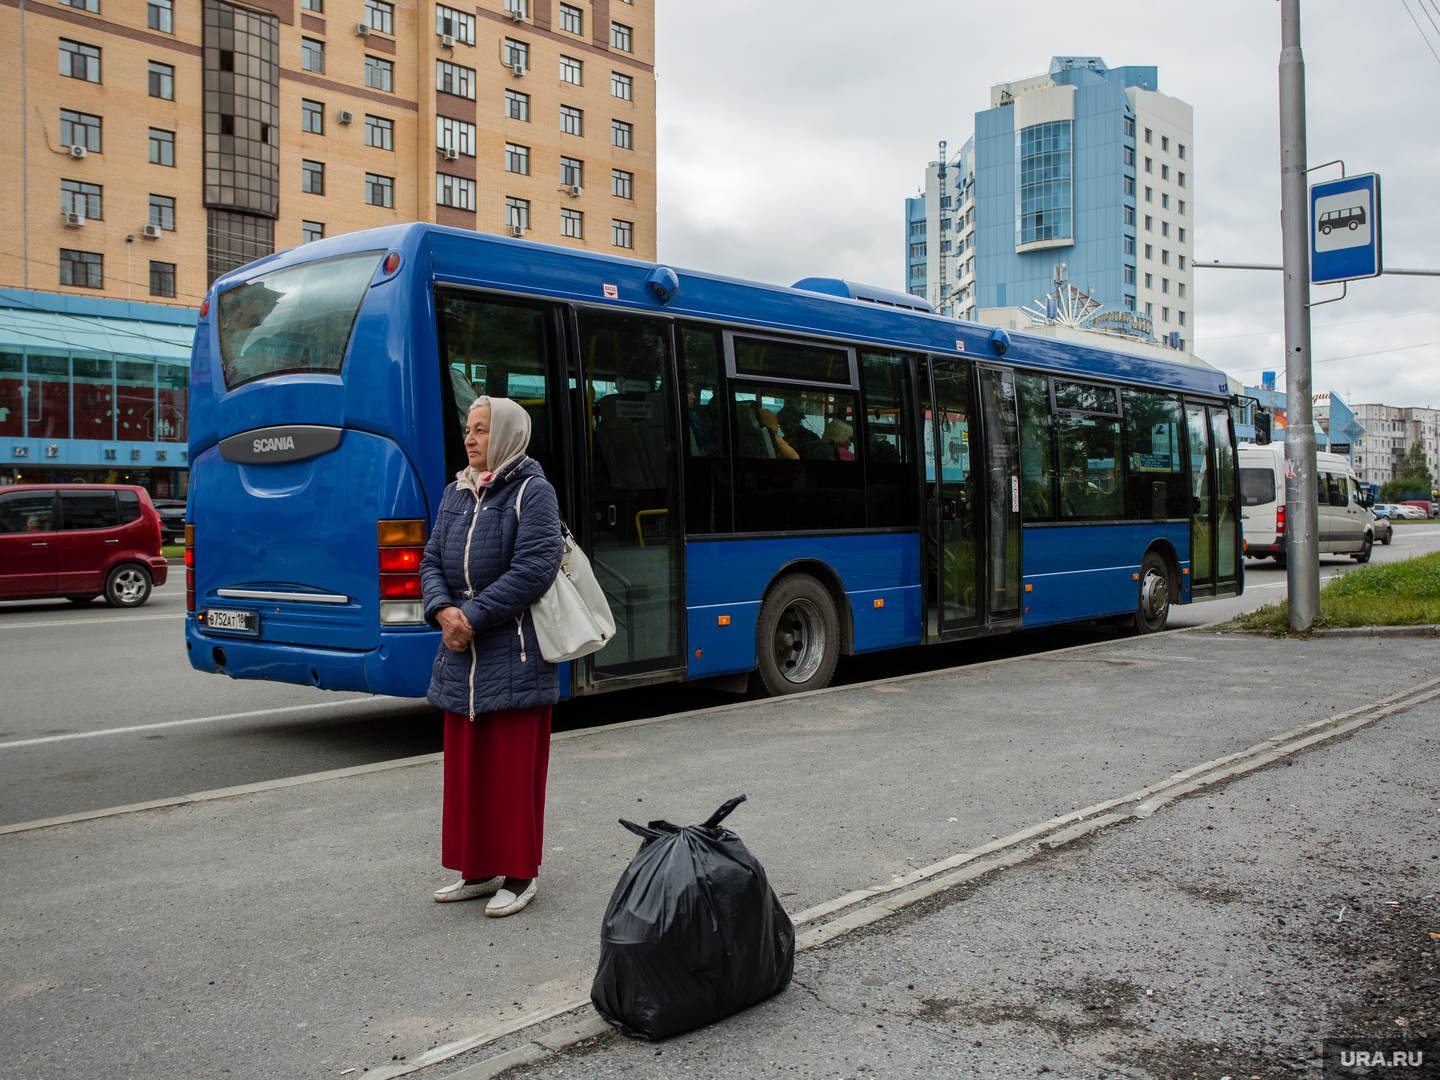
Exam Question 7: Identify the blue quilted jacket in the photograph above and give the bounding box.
[420,455,564,717]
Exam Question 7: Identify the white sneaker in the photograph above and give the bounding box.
[485,878,538,917]
[434,876,504,903]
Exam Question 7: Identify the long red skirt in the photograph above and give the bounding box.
[442,706,552,880]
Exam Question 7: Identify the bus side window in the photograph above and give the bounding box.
[860,352,919,528]
[1057,414,1124,520]
[435,292,555,482]
[1016,373,1055,522]
[678,326,731,535]
[1122,389,1186,521]
[730,382,863,533]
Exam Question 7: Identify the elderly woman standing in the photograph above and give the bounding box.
[421,396,563,918]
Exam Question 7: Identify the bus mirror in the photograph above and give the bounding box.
[1253,410,1271,445]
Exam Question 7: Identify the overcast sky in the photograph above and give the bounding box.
[652,0,1440,410]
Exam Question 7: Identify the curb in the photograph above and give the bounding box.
[1306,624,1440,638]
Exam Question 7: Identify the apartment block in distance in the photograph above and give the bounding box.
[905,58,1193,350]
[0,0,657,307]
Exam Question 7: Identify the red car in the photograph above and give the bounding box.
[0,484,169,607]
[1400,500,1437,518]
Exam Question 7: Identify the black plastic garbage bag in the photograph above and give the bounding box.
[591,794,795,1040]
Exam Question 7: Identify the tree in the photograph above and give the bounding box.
[1378,441,1436,502]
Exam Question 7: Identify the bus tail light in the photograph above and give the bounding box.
[379,574,423,599]
[185,523,196,612]
[379,520,426,624]
[1275,504,1286,536]
[379,546,423,572]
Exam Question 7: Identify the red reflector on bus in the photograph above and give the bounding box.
[200,299,209,318]
[384,252,401,275]
[379,546,423,572]
[378,519,426,546]
[184,547,194,567]
[379,573,422,599]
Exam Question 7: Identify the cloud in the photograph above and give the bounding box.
[654,0,1440,407]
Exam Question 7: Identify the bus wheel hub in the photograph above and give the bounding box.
[1141,569,1169,619]
[775,599,826,684]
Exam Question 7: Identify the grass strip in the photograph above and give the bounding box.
[1236,551,1440,634]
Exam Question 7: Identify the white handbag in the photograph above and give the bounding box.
[515,478,616,663]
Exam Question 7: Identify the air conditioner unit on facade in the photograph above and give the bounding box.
[509,6,523,21]
[142,224,162,239]
[337,109,354,124]
[443,146,459,160]
[69,144,87,159]
[510,224,524,237]
[440,33,455,47]
[64,212,85,227]
[568,185,582,197]
[511,62,524,76]
[355,22,370,35]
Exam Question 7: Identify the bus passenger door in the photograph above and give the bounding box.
[922,360,977,638]
[574,310,685,685]
[1209,406,1239,592]
[977,367,1023,628]
[1185,403,1215,595]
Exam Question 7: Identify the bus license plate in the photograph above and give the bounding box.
[205,608,259,635]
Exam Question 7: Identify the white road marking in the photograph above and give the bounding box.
[0,696,422,749]
[0,613,185,631]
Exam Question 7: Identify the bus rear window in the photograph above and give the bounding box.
[216,251,385,390]
[1240,468,1276,506]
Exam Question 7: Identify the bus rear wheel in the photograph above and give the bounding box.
[1128,552,1172,634]
[756,574,840,696]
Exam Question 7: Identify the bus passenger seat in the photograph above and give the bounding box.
[734,400,776,459]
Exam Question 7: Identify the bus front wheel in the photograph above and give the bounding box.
[756,574,840,696]
[1129,552,1172,634]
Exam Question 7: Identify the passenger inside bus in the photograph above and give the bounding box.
[776,403,828,460]
[757,409,798,459]
[823,420,855,461]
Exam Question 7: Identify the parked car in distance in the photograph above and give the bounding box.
[0,484,168,607]
[152,499,188,544]
[1386,503,1428,520]
[1400,500,1437,518]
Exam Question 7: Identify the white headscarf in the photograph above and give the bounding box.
[457,396,532,490]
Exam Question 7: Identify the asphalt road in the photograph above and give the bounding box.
[1,523,1435,828]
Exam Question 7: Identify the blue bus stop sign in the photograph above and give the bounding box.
[1310,173,1381,285]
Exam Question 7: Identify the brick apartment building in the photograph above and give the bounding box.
[0,0,656,307]
[0,0,653,495]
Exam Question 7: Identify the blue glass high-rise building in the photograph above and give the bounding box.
[907,57,1194,348]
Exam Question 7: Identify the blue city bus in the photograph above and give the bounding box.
[184,223,1241,698]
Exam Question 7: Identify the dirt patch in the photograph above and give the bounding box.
[916,976,1143,1042]
[1108,1038,1308,1078]
[1176,882,1248,904]
[1310,894,1440,1040]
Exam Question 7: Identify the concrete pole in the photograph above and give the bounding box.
[1279,0,1320,630]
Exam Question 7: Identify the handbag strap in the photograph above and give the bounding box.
[513,475,573,539]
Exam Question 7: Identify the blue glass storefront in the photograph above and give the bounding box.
[0,290,197,499]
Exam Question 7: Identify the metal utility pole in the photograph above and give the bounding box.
[1279,0,1319,630]
[936,140,949,315]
